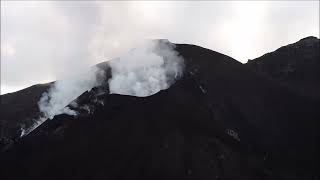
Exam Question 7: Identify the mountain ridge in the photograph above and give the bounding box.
[246,36,320,99]
[1,38,319,180]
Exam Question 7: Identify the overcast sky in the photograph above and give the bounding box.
[1,1,319,94]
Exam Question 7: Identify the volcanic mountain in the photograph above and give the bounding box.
[246,36,320,99]
[0,38,319,180]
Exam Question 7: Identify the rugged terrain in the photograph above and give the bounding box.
[0,37,319,180]
[246,36,320,99]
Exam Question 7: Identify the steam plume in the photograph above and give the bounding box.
[38,67,105,119]
[21,40,184,136]
[20,66,105,136]
[108,40,184,97]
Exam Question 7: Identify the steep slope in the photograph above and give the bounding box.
[0,63,111,147]
[1,42,319,180]
[246,36,320,99]
[0,83,51,146]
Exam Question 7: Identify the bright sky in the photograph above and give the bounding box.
[1,1,319,94]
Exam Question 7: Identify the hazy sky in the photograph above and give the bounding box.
[1,1,319,94]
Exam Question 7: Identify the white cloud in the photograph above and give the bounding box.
[1,1,319,94]
[1,44,15,57]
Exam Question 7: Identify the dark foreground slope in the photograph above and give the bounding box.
[0,63,110,145]
[0,83,51,147]
[246,36,320,99]
[1,42,319,180]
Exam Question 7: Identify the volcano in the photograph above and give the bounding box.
[246,36,320,99]
[0,38,319,180]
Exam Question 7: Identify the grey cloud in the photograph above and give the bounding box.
[1,1,319,94]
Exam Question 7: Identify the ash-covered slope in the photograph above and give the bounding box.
[246,36,320,99]
[1,41,319,180]
[0,83,51,145]
[0,63,110,147]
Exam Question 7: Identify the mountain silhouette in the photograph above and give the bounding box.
[0,38,319,180]
[246,36,320,99]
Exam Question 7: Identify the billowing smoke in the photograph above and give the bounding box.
[108,40,184,97]
[20,66,105,136]
[21,40,184,137]
[38,67,105,119]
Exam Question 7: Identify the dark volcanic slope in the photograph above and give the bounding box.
[246,36,320,99]
[0,63,111,146]
[1,42,319,180]
[0,84,51,142]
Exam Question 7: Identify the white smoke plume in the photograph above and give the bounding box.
[38,66,105,119]
[108,40,184,97]
[21,40,184,137]
[20,66,105,136]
